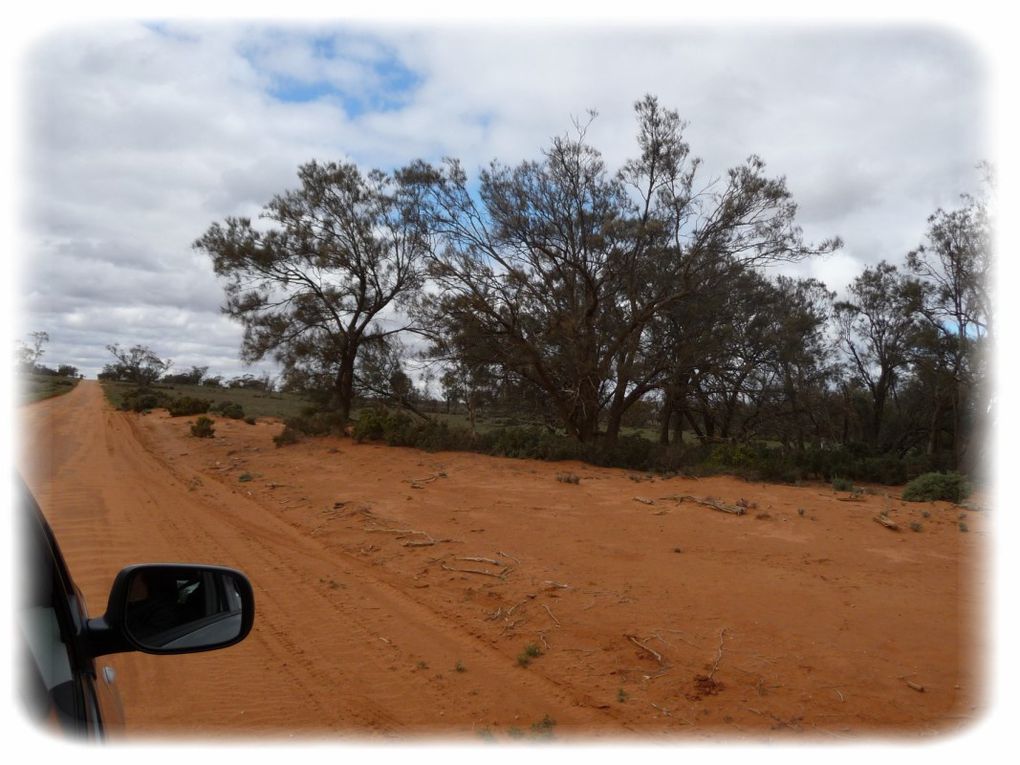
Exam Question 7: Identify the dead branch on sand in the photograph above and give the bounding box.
[633,496,655,505]
[406,471,447,489]
[457,556,502,565]
[626,634,664,664]
[708,628,728,681]
[542,604,561,627]
[873,515,900,531]
[441,561,512,579]
[364,525,443,546]
[658,494,746,516]
[498,551,521,564]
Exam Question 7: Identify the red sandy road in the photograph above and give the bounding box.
[18,381,986,740]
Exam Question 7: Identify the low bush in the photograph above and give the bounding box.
[166,395,211,417]
[190,415,215,438]
[244,415,257,425]
[901,472,970,503]
[273,425,302,447]
[210,400,245,420]
[119,388,170,412]
[285,410,346,437]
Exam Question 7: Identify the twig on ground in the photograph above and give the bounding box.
[441,561,511,579]
[708,628,727,681]
[626,634,664,664]
[542,604,561,626]
[457,556,501,565]
[633,496,655,505]
[498,551,520,564]
[538,632,550,650]
[405,472,447,489]
[651,702,671,717]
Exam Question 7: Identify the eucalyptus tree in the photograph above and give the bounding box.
[834,262,920,449]
[195,161,428,423]
[411,95,838,443]
[904,190,992,467]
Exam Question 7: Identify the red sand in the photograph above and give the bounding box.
[18,381,986,741]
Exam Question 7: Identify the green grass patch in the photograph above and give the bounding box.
[101,381,312,419]
[17,373,79,404]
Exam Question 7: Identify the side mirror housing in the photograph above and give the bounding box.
[86,564,254,658]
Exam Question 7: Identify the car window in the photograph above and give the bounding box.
[19,511,85,734]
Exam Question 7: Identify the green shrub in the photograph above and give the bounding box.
[119,388,170,412]
[273,425,302,447]
[901,472,970,503]
[166,395,212,417]
[190,416,215,438]
[244,415,257,425]
[832,476,854,492]
[209,400,245,419]
[285,410,346,437]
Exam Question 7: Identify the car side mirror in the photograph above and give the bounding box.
[86,564,254,657]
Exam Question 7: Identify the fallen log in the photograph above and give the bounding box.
[873,515,900,531]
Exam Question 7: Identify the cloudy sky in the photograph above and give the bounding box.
[14,19,990,379]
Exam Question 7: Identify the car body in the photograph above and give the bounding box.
[16,478,255,738]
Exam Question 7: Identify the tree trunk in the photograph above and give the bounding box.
[333,352,357,424]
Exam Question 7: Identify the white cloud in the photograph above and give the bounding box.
[16,21,989,377]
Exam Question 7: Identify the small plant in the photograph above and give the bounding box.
[921,510,931,518]
[902,472,970,503]
[556,472,580,484]
[530,714,557,739]
[190,415,215,438]
[244,415,257,425]
[416,660,429,670]
[832,477,854,492]
[507,727,524,739]
[617,688,628,703]
[517,642,543,667]
[959,522,969,533]
[797,507,806,517]
[273,425,302,447]
[909,521,922,532]
[455,660,466,673]
[238,472,253,482]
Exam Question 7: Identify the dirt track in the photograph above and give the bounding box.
[18,381,986,741]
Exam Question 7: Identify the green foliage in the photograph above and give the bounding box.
[119,388,171,412]
[209,400,245,419]
[285,410,347,437]
[273,425,302,447]
[244,415,258,425]
[517,642,543,667]
[166,395,212,417]
[18,372,79,404]
[530,714,556,739]
[345,406,955,486]
[831,476,854,492]
[190,415,215,438]
[901,472,970,503]
[238,472,253,482]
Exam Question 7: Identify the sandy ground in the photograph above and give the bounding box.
[17,381,987,742]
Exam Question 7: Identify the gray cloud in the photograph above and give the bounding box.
[16,22,989,378]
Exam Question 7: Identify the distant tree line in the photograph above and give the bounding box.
[193,95,992,478]
[15,331,81,379]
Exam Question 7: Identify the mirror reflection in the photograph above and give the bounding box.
[124,568,245,650]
